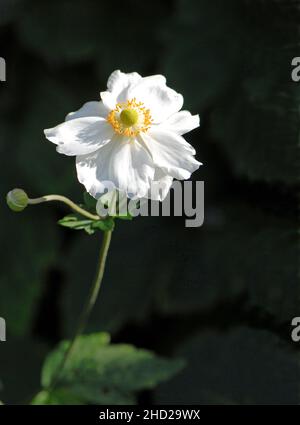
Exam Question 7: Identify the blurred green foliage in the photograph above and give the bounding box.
[0,0,298,405]
[32,333,184,405]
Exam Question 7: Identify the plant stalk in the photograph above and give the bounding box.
[48,230,112,392]
[28,194,100,220]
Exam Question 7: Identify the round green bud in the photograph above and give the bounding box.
[6,188,29,212]
[120,108,139,127]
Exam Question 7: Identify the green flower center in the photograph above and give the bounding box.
[120,109,139,127]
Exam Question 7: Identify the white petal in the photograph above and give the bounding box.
[100,90,117,111]
[100,70,143,111]
[146,169,173,201]
[107,70,142,102]
[129,76,183,123]
[76,137,155,199]
[146,126,196,155]
[140,129,201,180]
[65,101,109,121]
[44,117,114,156]
[160,111,200,136]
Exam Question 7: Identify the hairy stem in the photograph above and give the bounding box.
[48,230,113,392]
[28,194,100,220]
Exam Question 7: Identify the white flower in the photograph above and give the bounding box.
[44,70,201,201]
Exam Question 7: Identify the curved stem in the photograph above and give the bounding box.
[28,194,100,221]
[48,230,112,392]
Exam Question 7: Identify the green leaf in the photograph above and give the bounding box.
[58,215,94,233]
[58,214,114,234]
[41,333,110,389]
[40,333,184,405]
[91,217,115,232]
[31,389,83,405]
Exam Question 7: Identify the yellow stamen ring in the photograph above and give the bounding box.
[107,98,153,137]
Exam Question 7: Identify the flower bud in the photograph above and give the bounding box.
[6,188,29,212]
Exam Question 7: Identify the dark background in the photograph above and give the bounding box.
[0,0,299,404]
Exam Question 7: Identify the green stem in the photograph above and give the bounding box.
[47,230,113,393]
[28,194,100,220]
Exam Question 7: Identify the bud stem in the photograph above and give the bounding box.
[28,194,101,220]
